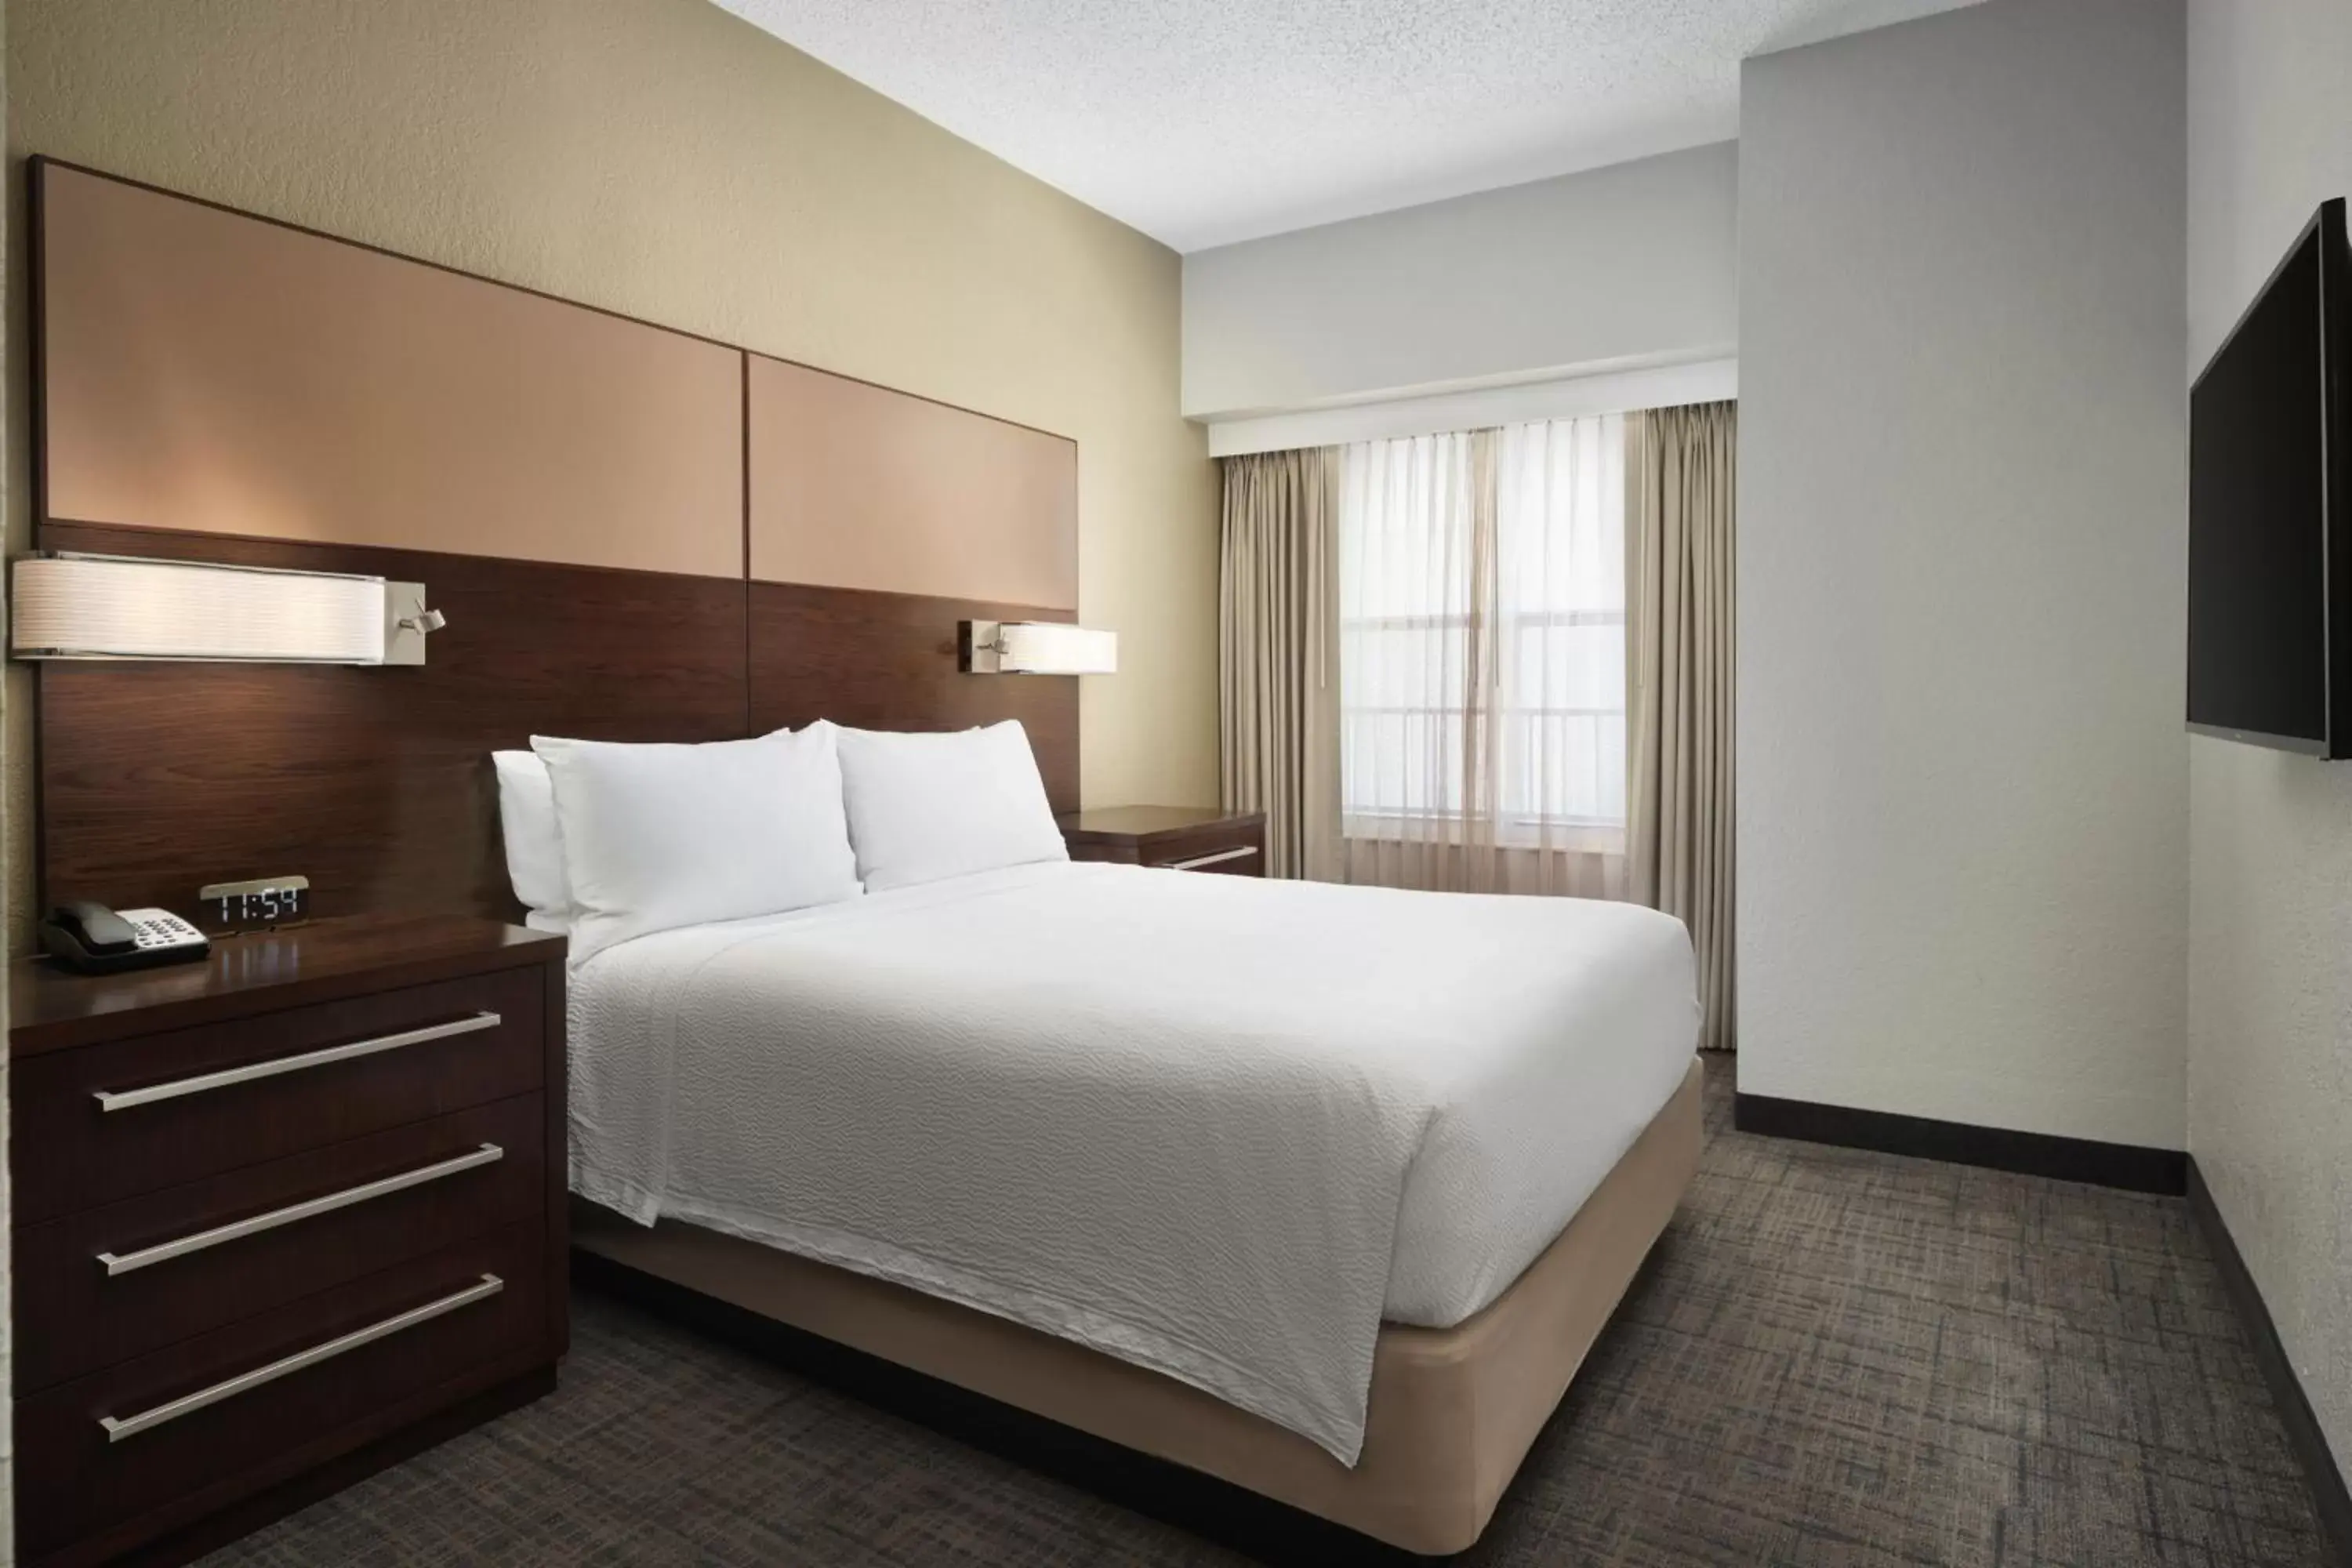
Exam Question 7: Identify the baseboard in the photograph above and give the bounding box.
[2186,1157,2352,1565]
[1733,1093,2186,1195]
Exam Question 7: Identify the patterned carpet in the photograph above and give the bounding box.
[204,1059,2334,1566]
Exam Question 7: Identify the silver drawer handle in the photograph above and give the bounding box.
[99,1273,504,1443]
[96,1144,506,1277]
[1163,844,1259,871]
[94,1011,503,1112]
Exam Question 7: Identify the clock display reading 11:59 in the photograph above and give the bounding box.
[197,876,310,931]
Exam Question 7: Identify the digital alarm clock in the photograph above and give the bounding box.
[198,875,310,932]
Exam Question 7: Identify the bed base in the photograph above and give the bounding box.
[571,1057,1704,1557]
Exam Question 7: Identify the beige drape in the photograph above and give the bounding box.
[1627,401,1737,1051]
[1219,448,1341,879]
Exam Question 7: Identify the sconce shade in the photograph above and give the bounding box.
[1000,622,1117,674]
[12,553,435,664]
[960,619,1116,675]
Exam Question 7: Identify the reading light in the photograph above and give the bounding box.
[960,619,1117,675]
[10,552,445,665]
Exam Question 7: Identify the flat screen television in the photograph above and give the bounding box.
[2188,198,2352,755]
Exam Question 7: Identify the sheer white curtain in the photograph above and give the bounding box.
[1336,416,1627,897]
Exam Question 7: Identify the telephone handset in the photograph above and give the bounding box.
[40,901,211,974]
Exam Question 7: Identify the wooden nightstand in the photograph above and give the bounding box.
[9,913,568,1567]
[1057,807,1268,876]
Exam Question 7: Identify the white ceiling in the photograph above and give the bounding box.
[714,0,1984,252]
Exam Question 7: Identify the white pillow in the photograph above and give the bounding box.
[831,720,1068,892]
[533,728,859,964]
[492,750,573,931]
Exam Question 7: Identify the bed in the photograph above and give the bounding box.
[563,856,1702,1555]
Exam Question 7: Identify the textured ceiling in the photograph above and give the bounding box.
[713,0,1985,252]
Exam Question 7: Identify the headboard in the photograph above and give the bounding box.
[29,159,1081,921]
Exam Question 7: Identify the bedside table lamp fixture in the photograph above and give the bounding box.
[960,619,1116,675]
[11,551,447,665]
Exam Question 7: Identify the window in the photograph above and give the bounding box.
[1337,415,1626,844]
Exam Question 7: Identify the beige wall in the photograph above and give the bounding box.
[3,0,1220,938]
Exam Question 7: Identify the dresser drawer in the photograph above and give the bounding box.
[16,1220,547,1561]
[1148,839,1262,874]
[1139,823,1265,874]
[1060,811,1267,876]
[13,967,545,1224]
[16,1094,546,1393]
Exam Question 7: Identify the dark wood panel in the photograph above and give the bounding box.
[17,1094,544,1392]
[10,914,562,1056]
[13,967,545,1224]
[749,581,1080,815]
[36,521,750,923]
[16,1221,547,1561]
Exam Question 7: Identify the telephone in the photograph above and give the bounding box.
[40,901,211,975]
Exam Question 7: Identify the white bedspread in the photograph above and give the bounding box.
[568,861,1697,1465]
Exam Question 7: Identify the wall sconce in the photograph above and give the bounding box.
[10,553,445,665]
[960,619,1116,675]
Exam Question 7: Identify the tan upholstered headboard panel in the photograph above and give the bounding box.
[747,354,1077,609]
[30,160,1085,917]
[744,352,1082,811]
[38,162,742,577]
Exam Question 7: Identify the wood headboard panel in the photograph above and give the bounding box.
[35,522,749,921]
[745,350,1080,813]
[28,161,1085,920]
[35,162,743,577]
[749,583,1079,813]
[747,354,1077,609]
